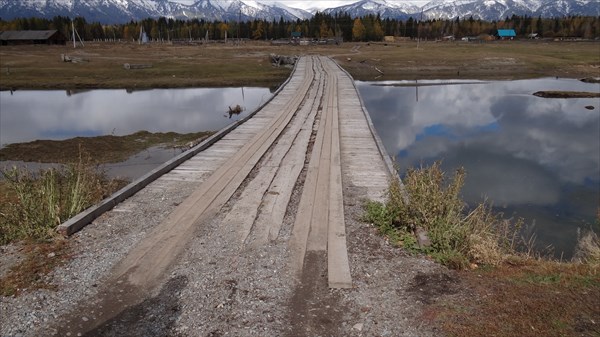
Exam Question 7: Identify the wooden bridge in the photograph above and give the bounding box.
[55,55,395,335]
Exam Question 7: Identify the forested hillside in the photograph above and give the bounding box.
[1,13,598,42]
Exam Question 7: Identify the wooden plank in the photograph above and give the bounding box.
[306,79,332,252]
[251,67,324,246]
[221,165,278,243]
[326,64,352,289]
[109,57,316,288]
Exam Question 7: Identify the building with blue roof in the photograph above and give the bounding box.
[496,29,517,40]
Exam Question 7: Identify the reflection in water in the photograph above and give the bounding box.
[0,87,272,147]
[357,78,600,258]
[0,146,184,181]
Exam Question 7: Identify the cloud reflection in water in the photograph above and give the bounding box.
[0,87,272,146]
[357,78,600,257]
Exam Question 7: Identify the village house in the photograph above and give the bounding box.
[0,30,67,45]
[495,29,517,40]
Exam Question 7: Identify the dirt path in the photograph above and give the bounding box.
[1,56,458,337]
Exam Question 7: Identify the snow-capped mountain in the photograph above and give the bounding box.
[324,0,597,20]
[323,0,420,20]
[0,0,311,23]
[0,0,596,24]
[418,0,598,20]
[0,0,186,23]
[169,0,310,21]
[421,0,537,20]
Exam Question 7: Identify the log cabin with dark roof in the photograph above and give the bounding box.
[0,30,67,45]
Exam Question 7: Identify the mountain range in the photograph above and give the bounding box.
[0,0,597,24]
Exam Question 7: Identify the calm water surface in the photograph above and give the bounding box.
[357,78,600,257]
[0,87,273,147]
[0,87,272,179]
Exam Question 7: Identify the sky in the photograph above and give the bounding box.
[171,1,431,11]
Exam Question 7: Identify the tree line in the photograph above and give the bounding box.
[0,13,598,42]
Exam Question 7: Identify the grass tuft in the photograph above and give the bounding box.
[573,227,600,268]
[364,161,523,269]
[364,162,600,336]
[0,149,126,245]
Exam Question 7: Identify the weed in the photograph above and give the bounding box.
[364,162,523,269]
[0,150,126,245]
[573,227,600,268]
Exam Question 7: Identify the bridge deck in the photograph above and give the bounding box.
[54,56,394,335]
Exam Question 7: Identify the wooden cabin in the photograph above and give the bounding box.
[0,30,67,45]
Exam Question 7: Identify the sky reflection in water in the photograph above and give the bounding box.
[0,87,272,147]
[357,78,600,257]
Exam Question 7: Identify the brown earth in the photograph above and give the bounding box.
[1,40,599,90]
[533,90,600,98]
[0,130,214,164]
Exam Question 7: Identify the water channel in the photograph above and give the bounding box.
[0,87,273,146]
[0,87,273,178]
[357,78,600,258]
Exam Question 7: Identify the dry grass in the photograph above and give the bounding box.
[573,229,600,268]
[0,150,127,245]
[366,163,600,336]
[1,40,599,90]
[0,42,292,90]
[364,162,521,269]
[335,40,600,81]
[0,239,72,296]
[431,259,600,337]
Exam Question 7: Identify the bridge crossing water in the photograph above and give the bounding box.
[55,55,394,335]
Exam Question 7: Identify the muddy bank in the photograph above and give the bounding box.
[0,130,213,164]
[533,91,600,98]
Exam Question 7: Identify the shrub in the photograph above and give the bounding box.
[364,162,522,269]
[0,152,124,244]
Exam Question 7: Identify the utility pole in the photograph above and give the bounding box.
[417,8,424,49]
[71,19,84,48]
